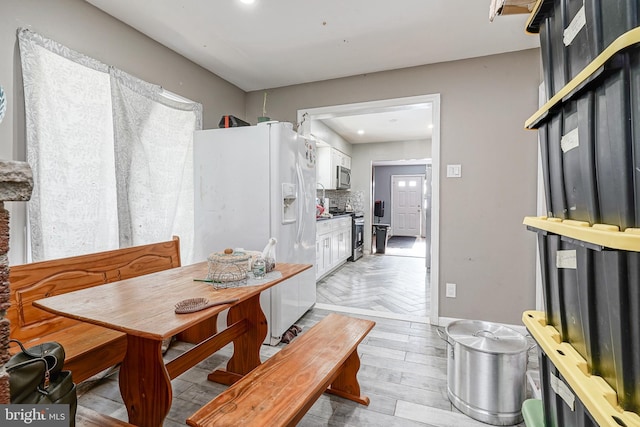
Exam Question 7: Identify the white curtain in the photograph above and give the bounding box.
[19,29,119,261]
[18,28,201,263]
[110,68,195,263]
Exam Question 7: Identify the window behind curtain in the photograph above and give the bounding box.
[18,29,201,264]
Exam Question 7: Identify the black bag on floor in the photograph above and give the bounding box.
[6,339,77,424]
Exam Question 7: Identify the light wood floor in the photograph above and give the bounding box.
[76,254,530,426]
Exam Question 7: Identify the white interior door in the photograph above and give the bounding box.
[391,174,424,236]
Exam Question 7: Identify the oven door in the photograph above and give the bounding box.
[351,218,364,261]
[354,219,364,247]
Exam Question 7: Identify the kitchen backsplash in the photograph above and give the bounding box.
[316,189,364,212]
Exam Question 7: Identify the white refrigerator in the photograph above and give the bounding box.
[193,121,317,345]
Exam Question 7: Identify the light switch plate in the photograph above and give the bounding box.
[447,164,462,178]
[446,283,456,298]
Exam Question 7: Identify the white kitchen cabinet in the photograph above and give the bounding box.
[316,216,352,280]
[332,148,351,169]
[316,234,332,279]
[317,147,351,190]
[331,218,351,265]
[315,220,332,279]
[343,227,352,259]
[315,240,322,276]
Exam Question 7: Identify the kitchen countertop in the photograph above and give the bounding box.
[316,212,353,221]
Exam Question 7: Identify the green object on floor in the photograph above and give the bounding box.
[522,399,544,427]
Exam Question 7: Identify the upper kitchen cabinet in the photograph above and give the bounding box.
[317,146,351,190]
[332,148,351,169]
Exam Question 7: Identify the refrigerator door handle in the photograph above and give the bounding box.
[295,162,305,244]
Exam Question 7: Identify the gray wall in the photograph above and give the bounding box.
[0,0,246,265]
[246,49,540,324]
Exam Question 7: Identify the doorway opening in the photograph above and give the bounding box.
[298,93,441,325]
[372,163,432,260]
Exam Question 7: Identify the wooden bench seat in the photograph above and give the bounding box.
[8,237,181,383]
[76,406,135,427]
[187,313,375,427]
[18,323,127,384]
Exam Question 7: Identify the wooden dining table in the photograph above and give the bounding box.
[33,261,312,427]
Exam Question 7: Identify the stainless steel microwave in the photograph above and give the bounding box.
[337,166,351,190]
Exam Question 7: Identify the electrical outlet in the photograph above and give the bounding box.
[446,283,457,298]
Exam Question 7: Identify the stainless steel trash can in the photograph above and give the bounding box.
[373,224,390,254]
[439,320,529,425]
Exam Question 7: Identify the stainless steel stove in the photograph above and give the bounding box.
[350,212,364,261]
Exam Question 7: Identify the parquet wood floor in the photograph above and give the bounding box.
[317,253,430,322]
[76,254,529,426]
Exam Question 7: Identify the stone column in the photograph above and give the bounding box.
[0,161,33,404]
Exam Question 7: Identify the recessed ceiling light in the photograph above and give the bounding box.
[428,124,434,129]
[240,0,255,4]
[357,130,365,135]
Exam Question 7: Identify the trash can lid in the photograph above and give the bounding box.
[445,320,529,354]
[373,224,390,228]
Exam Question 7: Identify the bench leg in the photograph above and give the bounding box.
[208,294,267,385]
[119,335,172,427]
[326,350,370,406]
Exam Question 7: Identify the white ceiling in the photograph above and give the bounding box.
[85,0,539,143]
[320,106,433,144]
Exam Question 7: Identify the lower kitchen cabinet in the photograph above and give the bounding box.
[316,216,352,280]
[332,227,350,264]
[316,232,332,278]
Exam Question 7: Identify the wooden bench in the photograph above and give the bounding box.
[186,312,375,427]
[7,237,182,383]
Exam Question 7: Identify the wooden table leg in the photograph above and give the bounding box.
[119,335,172,427]
[177,314,218,344]
[208,294,267,385]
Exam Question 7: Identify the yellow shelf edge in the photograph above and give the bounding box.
[523,311,640,427]
[525,26,640,129]
[523,216,640,251]
[524,0,546,34]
